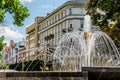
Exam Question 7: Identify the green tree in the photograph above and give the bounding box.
[0,52,3,60]
[0,36,5,51]
[0,0,29,59]
[101,23,120,48]
[86,0,120,28]
[0,36,6,60]
[0,0,29,26]
[86,0,120,48]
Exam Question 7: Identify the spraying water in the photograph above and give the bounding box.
[2,15,120,72]
[83,15,91,32]
[53,15,120,71]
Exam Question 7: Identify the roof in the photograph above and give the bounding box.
[26,23,35,34]
[38,0,88,23]
[2,46,11,53]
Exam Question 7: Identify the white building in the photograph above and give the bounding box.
[38,0,88,48]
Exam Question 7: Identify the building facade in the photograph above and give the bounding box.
[2,40,16,64]
[25,0,88,62]
[26,17,43,60]
[2,40,26,64]
[38,0,87,48]
[18,40,26,62]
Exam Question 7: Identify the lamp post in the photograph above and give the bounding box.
[43,50,47,71]
[22,54,25,71]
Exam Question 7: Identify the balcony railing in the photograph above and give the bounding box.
[44,34,54,41]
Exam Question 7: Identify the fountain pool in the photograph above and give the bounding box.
[53,15,120,71]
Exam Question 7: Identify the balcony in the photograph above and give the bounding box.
[68,27,73,32]
[62,29,66,33]
[49,34,54,38]
[44,34,54,41]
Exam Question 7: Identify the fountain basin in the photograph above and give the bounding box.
[0,67,120,80]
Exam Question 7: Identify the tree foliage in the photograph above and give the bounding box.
[86,0,120,48]
[86,0,120,28]
[0,0,29,26]
[0,36,6,60]
[0,36,5,51]
[101,23,120,48]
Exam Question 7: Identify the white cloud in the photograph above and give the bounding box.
[19,0,34,3]
[0,26,24,39]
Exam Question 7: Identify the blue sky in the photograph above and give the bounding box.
[0,0,68,45]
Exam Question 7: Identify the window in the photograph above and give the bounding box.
[65,10,66,16]
[58,25,60,32]
[51,18,53,24]
[68,24,73,32]
[46,22,47,27]
[55,16,57,22]
[47,21,48,26]
[64,21,66,29]
[50,28,52,34]
[61,12,63,18]
[59,13,62,19]
[41,24,43,30]
[81,24,83,28]
[68,20,72,29]
[42,24,44,29]
[56,15,58,21]
[52,18,54,23]
[54,17,55,22]
[63,10,65,17]
[81,20,84,28]
[58,14,60,20]
[48,20,50,26]
[79,19,84,31]
[55,26,57,34]
[69,8,72,15]
[50,19,51,25]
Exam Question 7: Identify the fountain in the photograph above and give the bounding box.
[1,15,120,80]
[53,15,120,71]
